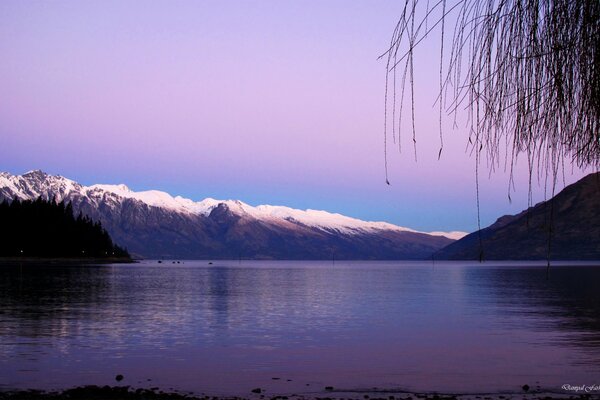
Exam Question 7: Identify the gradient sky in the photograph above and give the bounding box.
[0,1,590,232]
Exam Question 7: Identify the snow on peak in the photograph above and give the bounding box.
[246,205,466,238]
[0,170,467,240]
[88,184,208,214]
[24,169,47,177]
[428,231,468,240]
[248,204,410,234]
[90,184,131,193]
[0,170,83,201]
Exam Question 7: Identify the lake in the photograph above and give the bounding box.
[1,260,599,396]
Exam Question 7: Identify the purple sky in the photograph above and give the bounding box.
[0,1,590,232]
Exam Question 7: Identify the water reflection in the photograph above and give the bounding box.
[1,261,600,394]
[463,265,600,351]
[0,264,112,338]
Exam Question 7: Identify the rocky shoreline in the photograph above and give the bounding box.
[0,386,595,400]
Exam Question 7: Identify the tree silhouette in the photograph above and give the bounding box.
[0,197,129,258]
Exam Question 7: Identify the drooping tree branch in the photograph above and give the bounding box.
[382,0,600,186]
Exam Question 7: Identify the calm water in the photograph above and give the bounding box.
[1,260,600,395]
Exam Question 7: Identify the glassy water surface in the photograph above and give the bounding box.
[1,260,600,395]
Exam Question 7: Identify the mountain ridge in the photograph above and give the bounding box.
[0,170,465,259]
[0,170,465,240]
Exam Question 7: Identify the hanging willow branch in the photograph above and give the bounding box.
[381,0,600,184]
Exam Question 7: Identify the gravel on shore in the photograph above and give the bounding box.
[0,386,596,400]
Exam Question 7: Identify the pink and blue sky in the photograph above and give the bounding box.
[0,1,589,232]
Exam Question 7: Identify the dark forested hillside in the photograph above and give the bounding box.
[434,172,600,260]
[0,197,130,259]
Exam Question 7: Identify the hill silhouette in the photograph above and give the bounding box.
[435,172,600,260]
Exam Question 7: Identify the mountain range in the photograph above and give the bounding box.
[0,170,465,259]
[435,172,600,260]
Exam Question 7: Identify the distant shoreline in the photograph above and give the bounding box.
[0,257,136,265]
[3,258,599,266]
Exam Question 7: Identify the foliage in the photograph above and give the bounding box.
[382,0,599,187]
[0,197,130,258]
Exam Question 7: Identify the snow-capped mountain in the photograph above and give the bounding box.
[0,170,466,259]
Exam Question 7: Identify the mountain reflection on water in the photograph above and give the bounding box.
[1,261,599,395]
